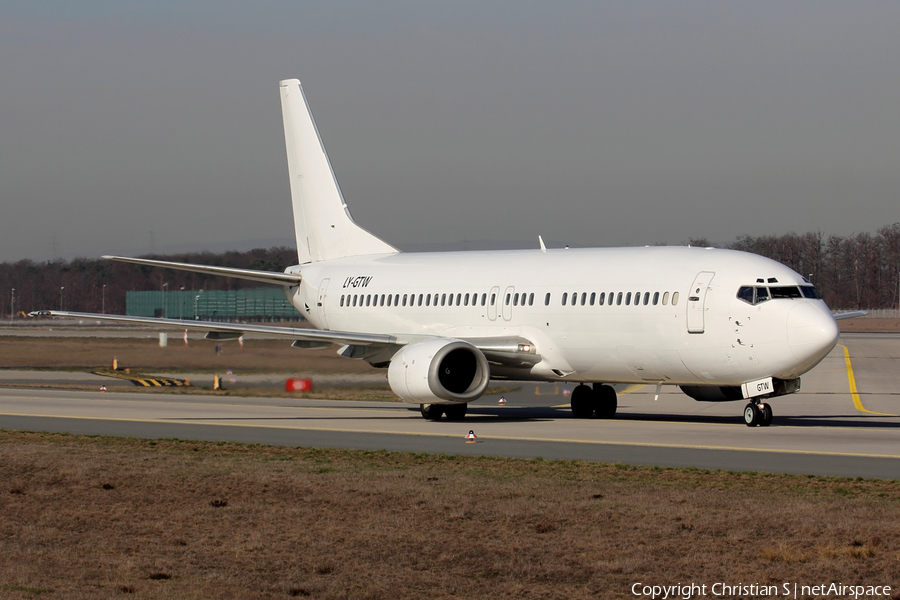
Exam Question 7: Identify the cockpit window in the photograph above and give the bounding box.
[770,286,802,299]
[800,285,822,299]
[737,287,754,304]
[736,286,771,305]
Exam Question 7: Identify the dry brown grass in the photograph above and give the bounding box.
[0,336,374,374]
[838,318,900,333]
[1,431,899,599]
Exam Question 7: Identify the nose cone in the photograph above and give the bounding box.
[786,302,839,374]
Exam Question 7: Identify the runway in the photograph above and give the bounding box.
[1,333,899,478]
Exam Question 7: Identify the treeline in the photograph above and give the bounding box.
[693,223,900,310]
[2,225,899,317]
[0,247,297,317]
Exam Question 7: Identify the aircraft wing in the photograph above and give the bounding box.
[832,310,867,320]
[102,256,301,287]
[29,311,541,368]
[29,311,395,347]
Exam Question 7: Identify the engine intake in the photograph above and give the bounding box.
[388,339,490,404]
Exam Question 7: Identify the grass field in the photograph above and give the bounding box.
[0,335,370,374]
[1,431,899,599]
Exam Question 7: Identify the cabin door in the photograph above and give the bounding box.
[487,286,500,321]
[686,271,714,333]
[502,286,515,321]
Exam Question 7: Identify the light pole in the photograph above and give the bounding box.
[60,286,65,311]
[163,282,168,318]
[102,284,106,314]
[194,294,200,321]
[10,288,14,325]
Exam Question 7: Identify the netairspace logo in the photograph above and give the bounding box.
[631,582,893,599]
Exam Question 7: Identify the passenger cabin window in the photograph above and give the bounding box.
[599,292,606,305]
[490,293,496,306]
[652,292,659,305]
[529,293,534,306]
[544,293,551,306]
[625,292,632,305]
[672,292,679,305]
[662,292,669,305]
[616,292,623,306]
[561,292,568,305]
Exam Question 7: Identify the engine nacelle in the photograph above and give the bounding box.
[388,339,490,404]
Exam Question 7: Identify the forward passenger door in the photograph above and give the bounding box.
[686,272,714,334]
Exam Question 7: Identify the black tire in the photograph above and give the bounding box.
[570,384,594,418]
[594,384,618,419]
[444,403,468,421]
[420,404,444,421]
[743,403,760,427]
[760,403,773,427]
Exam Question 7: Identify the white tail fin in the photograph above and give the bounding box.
[280,79,398,263]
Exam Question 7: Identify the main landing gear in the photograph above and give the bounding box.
[570,383,617,419]
[420,403,468,421]
[743,400,773,427]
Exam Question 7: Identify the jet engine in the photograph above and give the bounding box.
[388,339,490,404]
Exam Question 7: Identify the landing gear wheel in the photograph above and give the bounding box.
[743,403,760,427]
[760,403,773,427]
[420,404,444,421]
[570,384,594,418]
[593,384,618,419]
[443,403,468,421]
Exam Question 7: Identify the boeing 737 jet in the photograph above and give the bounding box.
[34,79,855,426]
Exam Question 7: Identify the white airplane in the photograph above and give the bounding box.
[34,79,859,426]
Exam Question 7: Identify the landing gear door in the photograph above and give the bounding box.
[686,271,715,334]
[317,278,330,330]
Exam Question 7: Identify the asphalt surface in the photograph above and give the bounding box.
[1,333,898,479]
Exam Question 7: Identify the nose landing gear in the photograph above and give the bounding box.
[744,401,773,427]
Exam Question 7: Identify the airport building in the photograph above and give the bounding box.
[126,288,303,322]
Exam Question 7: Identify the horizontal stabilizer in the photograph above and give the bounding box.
[832,310,867,320]
[103,255,301,286]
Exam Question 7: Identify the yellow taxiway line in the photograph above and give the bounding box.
[839,345,897,416]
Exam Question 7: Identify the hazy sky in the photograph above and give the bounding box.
[2,1,899,262]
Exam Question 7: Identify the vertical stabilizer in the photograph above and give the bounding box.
[280,79,398,263]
